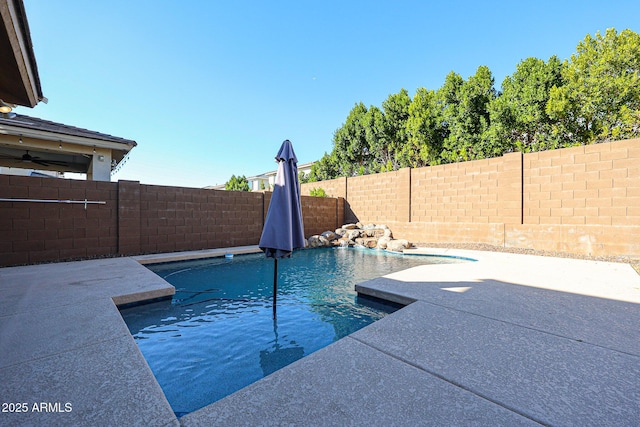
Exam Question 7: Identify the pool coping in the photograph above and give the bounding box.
[1,247,639,426]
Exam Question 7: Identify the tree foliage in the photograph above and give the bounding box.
[406,87,443,167]
[440,66,496,162]
[225,174,250,191]
[305,28,640,183]
[547,28,640,143]
[489,56,565,152]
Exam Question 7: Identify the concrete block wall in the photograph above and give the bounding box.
[137,184,264,255]
[1,138,638,265]
[345,168,410,224]
[303,138,639,257]
[301,177,347,199]
[0,175,118,266]
[300,178,346,228]
[301,195,342,236]
[411,157,503,223]
[0,180,340,267]
[509,138,640,256]
[524,140,639,226]
[361,153,522,246]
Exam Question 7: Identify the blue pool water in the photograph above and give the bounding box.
[120,247,466,416]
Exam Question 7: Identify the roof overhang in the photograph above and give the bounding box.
[0,0,44,107]
[0,114,136,177]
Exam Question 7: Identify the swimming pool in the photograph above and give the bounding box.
[120,247,467,416]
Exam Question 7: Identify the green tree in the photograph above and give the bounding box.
[225,174,250,191]
[441,66,497,162]
[307,152,339,182]
[381,89,411,169]
[332,102,372,176]
[363,105,389,172]
[405,87,444,167]
[546,28,640,143]
[488,56,565,152]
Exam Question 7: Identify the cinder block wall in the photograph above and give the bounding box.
[301,195,341,236]
[508,139,640,255]
[345,168,410,224]
[0,175,118,266]
[411,157,503,223]
[301,138,640,257]
[136,184,264,255]
[0,180,340,267]
[301,177,347,199]
[2,139,638,266]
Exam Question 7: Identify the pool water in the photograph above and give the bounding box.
[120,247,466,416]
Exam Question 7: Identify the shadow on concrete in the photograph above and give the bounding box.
[353,276,640,426]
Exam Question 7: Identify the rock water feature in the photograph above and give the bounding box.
[306,223,412,252]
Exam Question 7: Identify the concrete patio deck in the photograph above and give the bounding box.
[1,247,639,426]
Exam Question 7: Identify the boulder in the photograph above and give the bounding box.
[346,230,361,240]
[337,238,350,247]
[386,239,410,252]
[308,235,331,248]
[318,235,330,247]
[363,238,378,249]
[307,235,322,248]
[354,237,378,249]
[377,236,391,249]
[305,224,408,252]
[364,228,385,238]
[321,230,338,241]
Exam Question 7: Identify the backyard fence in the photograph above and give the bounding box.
[301,138,640,258]
[0,178,342,267]
[1,138,638,267]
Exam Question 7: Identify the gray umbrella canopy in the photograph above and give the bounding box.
[259,139,306,258]
[258,140,305,317]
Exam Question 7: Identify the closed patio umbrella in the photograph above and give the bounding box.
[259,139,305,317]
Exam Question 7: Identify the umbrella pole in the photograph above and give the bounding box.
[272,258,278,318]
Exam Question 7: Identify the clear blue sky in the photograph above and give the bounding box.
[17,0,640,188]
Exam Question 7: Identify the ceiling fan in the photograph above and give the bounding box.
[0,150,70,167]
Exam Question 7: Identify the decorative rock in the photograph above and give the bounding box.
[386,239,411,252]
[307,235,323,248]
[321,231,338,241]
[364,229,384,238]
[363,238,378,249]
[346,230,361,240]
[337,238,350,247]
[377,236,391,249]
[318,235,330,247]
[355,237,378,248]
[306,225,410,253]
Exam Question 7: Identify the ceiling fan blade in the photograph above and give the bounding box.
[33,159,50,167]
